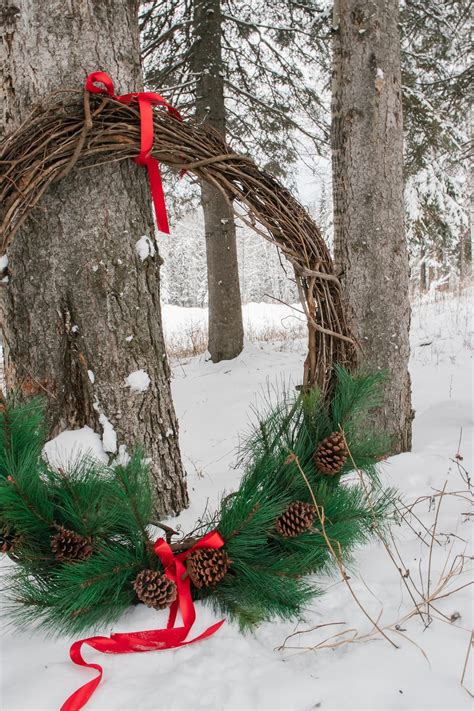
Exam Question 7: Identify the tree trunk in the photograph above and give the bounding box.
[0,0,188,516]
[420,243,428,292]
[468,108,474,281]
[331,0,413,453]
[193,0,244,362]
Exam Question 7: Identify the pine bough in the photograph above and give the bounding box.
[0,368,395,636]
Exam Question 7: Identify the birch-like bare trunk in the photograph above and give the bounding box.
[331,0,413,452]
[0,0,188,516]
[193,0,244,362]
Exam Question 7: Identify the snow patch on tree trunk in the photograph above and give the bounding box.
[98,412,117,454]
[135,236,156,261]
[125,369,151,393]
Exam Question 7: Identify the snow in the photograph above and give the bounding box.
[1,290,473,710]
[0,255,8,272]
[91,400,118,455]
[87,370,95,384]
[42,426,108,468]
[125,369,151,393]
[135,235,156,261]
[115,444,131,467]
[98,412,117,454]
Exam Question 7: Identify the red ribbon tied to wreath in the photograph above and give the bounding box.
[85,71,182,234]
[61,530,225,711]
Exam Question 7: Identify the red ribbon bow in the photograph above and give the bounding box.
[61,530,225,711]
[85,71,182,234]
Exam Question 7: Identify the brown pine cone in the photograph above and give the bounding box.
[50,527,93,562]
[133,569,177,609]
[186,548,231,589]
[275,501,317,538]
[314,431,348,475]
[0,525,20,554]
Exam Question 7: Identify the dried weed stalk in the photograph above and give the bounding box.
[280,440,473,697]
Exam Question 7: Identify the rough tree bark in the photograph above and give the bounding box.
[331,0,413,453]
[193,0,244,362]
[468,109,474,280]
[0,0,188,516]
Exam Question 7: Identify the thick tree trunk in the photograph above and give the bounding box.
[331,0,413,453]
[0,0,188,516]
[193,0,244,362]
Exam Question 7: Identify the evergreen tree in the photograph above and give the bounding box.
[141,0,328,177]
[192,0,244,362]
[140,0,329,353]
[142,1,470,299]
[400,0,472,289]
[331,0,412,454]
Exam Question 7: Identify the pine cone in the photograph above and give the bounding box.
[133,569,177,609]
[50,527,93,562]
[275,501,317,537]
[186,548,231,589]
[314,431,348,475]
[0,525,20,554]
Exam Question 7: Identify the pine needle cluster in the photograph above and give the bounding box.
[0,369,395,636]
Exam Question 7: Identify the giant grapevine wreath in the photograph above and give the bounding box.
[1,73,395,709]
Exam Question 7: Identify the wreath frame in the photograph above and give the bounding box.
[0,89,355,394]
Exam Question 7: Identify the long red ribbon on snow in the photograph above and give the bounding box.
[61,530,225,711]
[85,71,182,234]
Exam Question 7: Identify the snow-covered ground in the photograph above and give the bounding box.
[1,289,472,710]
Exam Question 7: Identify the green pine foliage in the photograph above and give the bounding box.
[6,542,144,636]
[0,397,55,549]
[204,369,393,629]
[0,396,46,476]
[0,369,395,636]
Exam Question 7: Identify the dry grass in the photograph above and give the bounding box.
[163,311,307,359]
[165,323,208,359]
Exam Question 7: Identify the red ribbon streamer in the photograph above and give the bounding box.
[85,71,182,234]
[61,530,225,711]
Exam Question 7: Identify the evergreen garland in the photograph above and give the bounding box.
[0,369,395,636]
